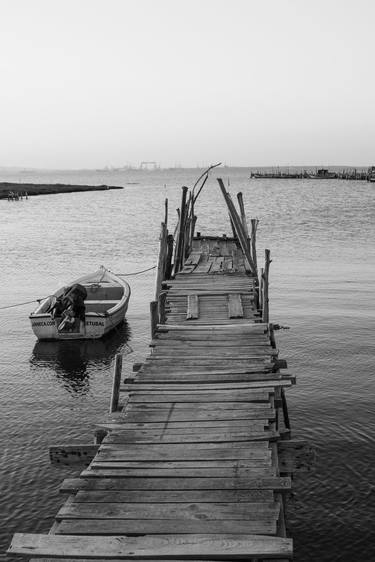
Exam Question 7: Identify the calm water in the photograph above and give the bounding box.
[1,168,374,561]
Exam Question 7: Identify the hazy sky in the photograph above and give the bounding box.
[1,0,374,168]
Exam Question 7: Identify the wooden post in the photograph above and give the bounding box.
[109,353,122,413]
[262,249,271,323]
[236,192,250,251]
[259,267,264,311]
[250,218,259,274]
[154,222,167,301]
[173,186,188,274]
[164,198,168,227]
[165,234,174,279]
[150,300,158,339]
[217,179,257,275]
[158,291,167,325]
[229,215,237,239]
[281,387,291,430]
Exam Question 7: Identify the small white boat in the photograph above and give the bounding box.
[30,266,131,341]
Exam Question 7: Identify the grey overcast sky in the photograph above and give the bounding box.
[0,0,374,169]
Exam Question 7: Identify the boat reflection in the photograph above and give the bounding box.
[29,321,131,394]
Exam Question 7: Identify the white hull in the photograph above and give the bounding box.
[30,267,130,341]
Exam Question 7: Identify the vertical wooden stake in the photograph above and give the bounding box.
[174,186,188,274]
[236,192,250,252]
[259,267,264,311]
[109,353,123,413]
[164,198,168,227]
[250,218,259,274]
[281,387,291,430]
[165,234,174,279]
[158,291,167,325]
[154,222,167,301]
[150,300,158,339]
[262,249,271,323]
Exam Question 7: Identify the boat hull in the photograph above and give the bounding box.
[29,267,130,341]
[30,303,128,340]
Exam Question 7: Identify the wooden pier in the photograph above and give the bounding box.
[8,175,298,560]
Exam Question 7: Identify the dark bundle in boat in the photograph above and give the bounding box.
[50,284,87,331]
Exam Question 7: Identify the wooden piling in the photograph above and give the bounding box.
[236,192,250,252]
[150,300,158,339]
[262,249,271,323]
[109,353,123,413]
[173,186,189,274]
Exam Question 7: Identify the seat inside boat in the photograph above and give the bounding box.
[84,300,120,313]
[83,282,124,301]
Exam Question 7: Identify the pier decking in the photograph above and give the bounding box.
[8,178,295,560]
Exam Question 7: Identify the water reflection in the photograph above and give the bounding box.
[29,321,131,394]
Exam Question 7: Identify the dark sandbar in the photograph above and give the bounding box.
[0,182,123,198]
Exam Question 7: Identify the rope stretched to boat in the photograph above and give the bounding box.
[0,297,49,310]
[0,265,157,310]
[116,265,156,276]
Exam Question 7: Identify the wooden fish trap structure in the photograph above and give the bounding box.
[8,173,301,561]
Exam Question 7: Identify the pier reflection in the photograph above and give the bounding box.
[29,321,131,394]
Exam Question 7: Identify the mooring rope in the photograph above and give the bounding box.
[0,298,48,310]
[116,265,156,276]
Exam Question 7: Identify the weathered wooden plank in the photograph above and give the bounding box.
[183,252,202,266]
[144,357,270,365]
[153,334,270,342]
[123,381,289,392]
[103,430,278,444]
[72,489,274,503]
[140,364,274,374]
[151,336,272,347]
[125,403,273,411]
[120,409,275,423]
[127,391,271,403]
[157,323,268,332]
[60,476,291,492]
[228,294,244,318]
[186,295,199,319]
[134,373,280,383]
[57,501,280,520]
[97,419,270,430]
[82,467,277,479]
[54,519,277,535]
[149,352,277,360]
[96,447,271,461]
[9,533,293,558]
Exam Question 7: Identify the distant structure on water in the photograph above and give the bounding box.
[250,166,374,181]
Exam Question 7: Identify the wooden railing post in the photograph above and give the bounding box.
[262,249,271,323]
[173,186,188,274]
[236,192,250,252]
[150,300,158,339]
[165,234,174,280]
[158,291,167,325]
[217,179,257,275]
[154,222,168,301]
[109,353,123,413]
[250,218,259,274]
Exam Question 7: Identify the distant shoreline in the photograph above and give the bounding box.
[0,182,123,199]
